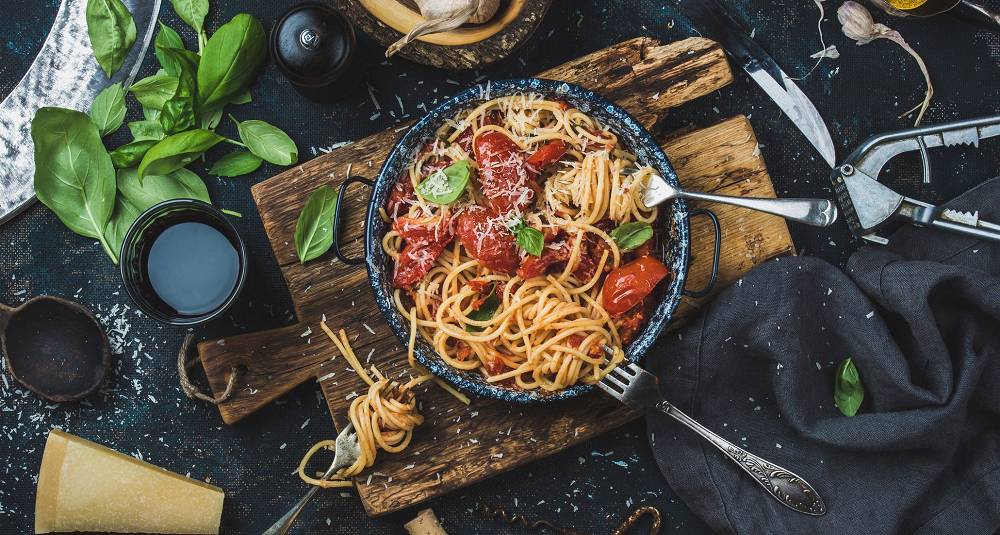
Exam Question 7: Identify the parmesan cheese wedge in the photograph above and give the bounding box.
[35,429,224,534]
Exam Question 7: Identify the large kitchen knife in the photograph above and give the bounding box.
[675,0,837,167]
[0,0,160,225]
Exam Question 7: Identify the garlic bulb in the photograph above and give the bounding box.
[386,0,501,58]
[837,1,934,125]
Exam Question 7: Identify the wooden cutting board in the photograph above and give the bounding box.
[197,37,795,516]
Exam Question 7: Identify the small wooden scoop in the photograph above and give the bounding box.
[0,296,110,402]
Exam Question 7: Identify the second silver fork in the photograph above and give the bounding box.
[262,422,362,535]
[597,352,826,516]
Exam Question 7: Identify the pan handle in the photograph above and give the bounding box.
[682,208,721,298]
[332,176,374,266]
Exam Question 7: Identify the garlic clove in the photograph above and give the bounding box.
[837,1,877,44]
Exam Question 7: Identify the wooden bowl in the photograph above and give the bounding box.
[334,0,554,69]
[357,0,525,46]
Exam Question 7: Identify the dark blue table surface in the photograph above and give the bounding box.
[2,1,999,533]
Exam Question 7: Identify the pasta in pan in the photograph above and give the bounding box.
[382,93,672,392]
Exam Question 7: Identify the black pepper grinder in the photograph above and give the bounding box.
[271,2,359,102]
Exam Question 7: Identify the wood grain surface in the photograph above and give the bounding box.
[197,37,794,516]
[335,0,554,69]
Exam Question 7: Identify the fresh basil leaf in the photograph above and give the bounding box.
[197,14,267,114]
[104,194,142,257]
[143,105,161,122]
[611,221,654,251]
[128,120,165,141]
[232,117,298,166]
[169,0,209,35]
[209,150,263,177]
[110,139,158,168]
[129,73,179,110]
[834,357,864,417]
[466,284,500,332]
[515,225,544,257]
[154,22,185,75]
[294,185,338,264]
[200,91,250,130]
[89,83,126,137]
[31,107,118,262]
[117,167,210,211]
[159,97,196,134]
[138,129,225,180]
[155,47,199,135]
[86,0,137,77]
[416,160,471,205]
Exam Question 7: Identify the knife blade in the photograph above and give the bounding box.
[0,0,161,225]
[674,0,837,167]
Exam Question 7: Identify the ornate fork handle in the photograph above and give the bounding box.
[655,401,826,516]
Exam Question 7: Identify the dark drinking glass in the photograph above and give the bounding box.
[120,199,247,325]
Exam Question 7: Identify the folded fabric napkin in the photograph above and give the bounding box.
[646,178,1000,534]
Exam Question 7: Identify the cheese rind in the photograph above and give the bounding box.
[35,429,225,534]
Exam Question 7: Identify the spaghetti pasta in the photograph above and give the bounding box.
[297,325,426,488]
[385,93,671,392]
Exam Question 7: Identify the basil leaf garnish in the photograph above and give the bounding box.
[231,117,298,165]
[611,221,654,251]
[31,108,118,262]
[416,160,471,205]
[154,22,185,75]
[129,73,180,110]
[138,129,225,180]
[466,284,501,332]
[511,220,544,257]
[104,195,142,257]
[197,14,267,114]
[157,47,200,135]
[89,83,126,138]
[294,185,339,264]
[86,0,136,77]
[110,140,158,169]
[834,357,864,417]
[209,150,263,177]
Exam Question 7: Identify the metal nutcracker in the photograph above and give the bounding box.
[831,115,1000,245]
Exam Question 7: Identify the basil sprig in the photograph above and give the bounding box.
[511,220,544,257]
[89,84,126,138]
[86,0,136,76]
[416,160,472,205]
[834,357,865,417]
[34,2,299,264]
[611,221,654,251]
[294,185,339,264]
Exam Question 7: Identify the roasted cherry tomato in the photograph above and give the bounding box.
[601,256,669,316]
[455,207,519,274]
[525,139,567,175]
[394,242,447,288]
[391,215,453,288]
[474,131,533,216]
[387,175,415,217]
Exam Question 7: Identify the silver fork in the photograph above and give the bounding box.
[262,422,362,535]
[640,171,837,227]
[597,352,827,516]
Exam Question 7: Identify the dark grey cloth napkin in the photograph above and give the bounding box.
[645,178,1000,534]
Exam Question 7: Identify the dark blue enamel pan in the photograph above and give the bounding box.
[332,79,720,404]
